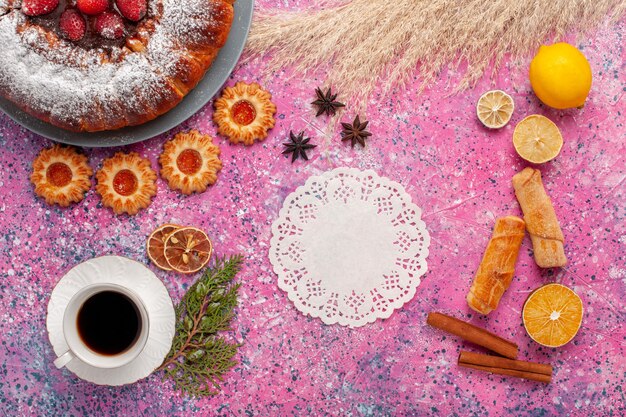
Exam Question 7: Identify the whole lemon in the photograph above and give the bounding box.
[529,42,592,109]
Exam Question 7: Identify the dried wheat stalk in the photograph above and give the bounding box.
[245,0,626,108]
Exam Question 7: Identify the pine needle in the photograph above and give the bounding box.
[158,255,243,397]
[245,0,626,109]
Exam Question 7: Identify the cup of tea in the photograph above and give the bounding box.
[54,283,150,369]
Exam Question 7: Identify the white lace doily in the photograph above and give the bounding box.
[270,167,430,327]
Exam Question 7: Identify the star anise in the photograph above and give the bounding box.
[340,115,372,148]
[282,131,317,163]
[311,87,345,117]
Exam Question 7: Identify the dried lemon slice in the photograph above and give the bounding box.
[147,224,181,271]
[523,283,583,347]
[476,90,514,129]
[164,227,213,274]
[513,115,563,164]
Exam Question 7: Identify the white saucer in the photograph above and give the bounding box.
[47,256,176,386]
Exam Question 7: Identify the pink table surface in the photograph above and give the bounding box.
[0,2,624,416]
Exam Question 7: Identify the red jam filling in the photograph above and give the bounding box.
[46,162,73,187]
[176,149,202,175]
[112,169,138,196]
[231,100,256,126]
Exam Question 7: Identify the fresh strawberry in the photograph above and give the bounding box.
[94,10,125,39]
[59,9,86,41]
[115,0,147,22]
[22,0,59,16]
[76,0,109,16]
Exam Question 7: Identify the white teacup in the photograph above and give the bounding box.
[54,283,150,369]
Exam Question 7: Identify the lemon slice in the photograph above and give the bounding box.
[513,115,563,164]
[476,90,514,129]
[164,227,213,274]
[147,224,181,271]
[523,283,583,347]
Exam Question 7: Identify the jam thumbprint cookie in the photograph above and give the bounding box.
[159,130,222,195]
[96,152,157,215]
[30,145,93,207]
[213,81,277,145]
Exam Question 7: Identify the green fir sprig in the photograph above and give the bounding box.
[158,255,243,397]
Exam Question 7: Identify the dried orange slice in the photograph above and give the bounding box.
[476,90,514,129]
[523,283,583,347]
[147,224,181,271]
[513,115,563,164]
[164,227,213,274]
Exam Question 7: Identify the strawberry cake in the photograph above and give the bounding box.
[0,0,234,132]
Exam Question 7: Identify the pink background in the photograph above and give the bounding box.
[0,2,624,416]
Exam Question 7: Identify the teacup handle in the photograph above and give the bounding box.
[54,351,75,369]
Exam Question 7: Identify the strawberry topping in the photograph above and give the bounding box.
[59,9,87,41]
[21,0,148,43]
[115,0,147,22]
[76,0,109,16]
[94,10,125,39]
[22,0,59,16]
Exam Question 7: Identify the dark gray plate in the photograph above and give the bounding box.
[0,0,253,148]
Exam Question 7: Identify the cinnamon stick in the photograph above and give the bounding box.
[458,359,552,383]
[459,351,552,380]
[427,312,518,359]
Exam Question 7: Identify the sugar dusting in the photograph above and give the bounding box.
[0,0,231,131]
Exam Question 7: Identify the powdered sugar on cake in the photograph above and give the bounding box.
[0,0,234,131]
[144,0,227,81]
[0,0,13,16]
